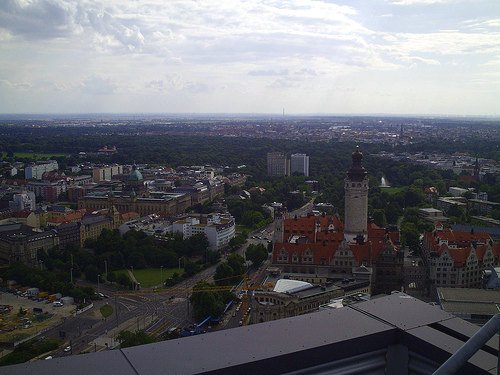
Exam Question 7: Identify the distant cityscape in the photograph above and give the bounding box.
[0,115,498,373]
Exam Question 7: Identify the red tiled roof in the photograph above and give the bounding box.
[275,214,399,266]
[446,247,470,267]
[273,242,340,264]
[13,210,32,218]
[47,209,86,224]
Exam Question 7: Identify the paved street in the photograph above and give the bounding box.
[40,199,316,358]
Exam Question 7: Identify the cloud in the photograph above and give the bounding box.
[81,76,116,95]
[145,80,164,90]
[386,0,456,5]
[248,69,289,76]
[0,0,81,39]
[0,79,32,89]
[464,18,500,30]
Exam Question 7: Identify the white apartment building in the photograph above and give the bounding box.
[25,160,59,180]
[173,213,236,251]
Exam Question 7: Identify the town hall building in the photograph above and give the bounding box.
[272,147,403,294]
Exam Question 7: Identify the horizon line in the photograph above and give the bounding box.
[0,112,499,120]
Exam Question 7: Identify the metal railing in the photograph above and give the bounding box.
[433,314,500,375]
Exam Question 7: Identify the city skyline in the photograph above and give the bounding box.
[1,0,500,115]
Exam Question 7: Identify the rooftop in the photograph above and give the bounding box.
[5,292,498,375]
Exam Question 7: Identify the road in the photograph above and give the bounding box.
[47,199,316,357]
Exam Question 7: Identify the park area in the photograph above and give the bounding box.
[115,268,183,288]
[1,152,67,159]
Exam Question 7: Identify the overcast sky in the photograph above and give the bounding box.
[0,0,499,115]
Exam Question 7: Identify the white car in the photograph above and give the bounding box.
[64,346,71,352]
[53,301,63,307]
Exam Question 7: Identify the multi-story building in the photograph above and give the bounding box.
[78,192,191,217]
[8,191,36,212]
[45,209,86,227]
[24,160,58,180]
[173,184,210,205]
[55,221,81,248]
[79,214,113,247]
[418,208,448,223]
[27,180,66,202]
[272,148,403,293]
[267,152,290,177]
[92,164,123,182]
[0,223,59,265]
[468,199,500,215]
[422,223,500,295]
[69,175,93,186]
[290,153,309,177]
[172,213,235,251]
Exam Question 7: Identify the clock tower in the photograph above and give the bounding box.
[344,146,368,242]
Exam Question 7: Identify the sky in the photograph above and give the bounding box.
[0,0,499,116]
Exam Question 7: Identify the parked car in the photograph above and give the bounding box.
[53,301,63,307]
[64,346,71,352]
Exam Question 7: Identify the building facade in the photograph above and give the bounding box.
[25,160,59,180]
[422,224,500,295]
[0,223,59,265]
[92,164,123,182]
[290,153,309,177]
[78,192,191,217]
[267,152,290,177]
[172,213,235,251]
[251,283,342,323]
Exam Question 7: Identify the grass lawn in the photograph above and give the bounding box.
[236,225,251,234]
[2,152,67,159]
[100,304,113,318]
[380,186,405,195]
[115,268,184,288]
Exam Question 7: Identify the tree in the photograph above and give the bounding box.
[190,281,231,320]
[117,330,156,348]
[245,244,268,267]
[213,263,234,286]
[400,223,421,252]
[227,253,245,277]
[183,261,199,277]
[372,209,387,227]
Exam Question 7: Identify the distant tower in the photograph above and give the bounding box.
[344,146,368,242]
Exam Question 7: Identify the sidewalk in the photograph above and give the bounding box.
[85,313,157,352]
